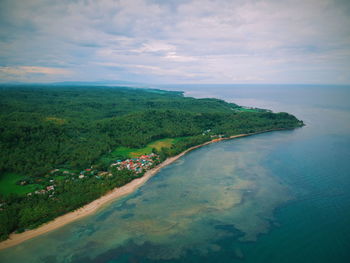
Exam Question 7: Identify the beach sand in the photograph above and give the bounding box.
[0,130,286,250]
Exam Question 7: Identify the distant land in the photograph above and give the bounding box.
[0,85,303,245]
[0,80,144,87]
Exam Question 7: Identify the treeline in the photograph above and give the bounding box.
[0,85,239,120]
[0,109,302,177]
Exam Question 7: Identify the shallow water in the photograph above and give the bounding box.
[1,85,349,262]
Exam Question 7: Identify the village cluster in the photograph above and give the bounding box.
[25,153,160,196]
[110,153,159,174]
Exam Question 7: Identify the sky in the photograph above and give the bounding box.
[0,0,350,84]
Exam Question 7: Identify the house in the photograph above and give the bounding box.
[46,185,55,191]
[110,153,159,174]
[35,190,47,195]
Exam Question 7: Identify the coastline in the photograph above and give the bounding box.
[0,129,291,250]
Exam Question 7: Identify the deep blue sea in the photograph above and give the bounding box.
[1,84,349,263]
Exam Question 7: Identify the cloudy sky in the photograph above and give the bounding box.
[0,0,349,84]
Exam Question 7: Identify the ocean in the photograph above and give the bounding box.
[1,84,349,263]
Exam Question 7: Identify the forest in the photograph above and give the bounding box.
[0,85,303,240]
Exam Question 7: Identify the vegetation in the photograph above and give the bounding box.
[106,138,182,160]
[0,173,40,196]
[0,85,303,240]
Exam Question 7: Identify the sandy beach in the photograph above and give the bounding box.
[0,130,286,250]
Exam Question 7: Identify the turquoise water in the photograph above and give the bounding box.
[1,85,350,262]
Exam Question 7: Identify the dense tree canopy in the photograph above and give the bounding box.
[0,85,303,240]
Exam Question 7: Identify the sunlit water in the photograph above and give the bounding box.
[1,85,350,262]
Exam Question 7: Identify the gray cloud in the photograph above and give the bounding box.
[0,0,349,84]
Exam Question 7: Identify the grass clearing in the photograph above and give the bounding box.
[55,175,68,181]
[129,138,175,157]
[44,117,66,125]
[0,173,40,196]
[103,137,186,162]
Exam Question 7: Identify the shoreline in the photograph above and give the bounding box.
[0,128,291,250]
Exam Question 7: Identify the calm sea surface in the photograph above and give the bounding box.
[1,85,349,263]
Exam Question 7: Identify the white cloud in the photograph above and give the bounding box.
[0,66,71,75]
[133,41,176,53]
[163,52,197,62]
[0,0,349,84]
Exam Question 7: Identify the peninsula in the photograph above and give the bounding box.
[0,85,303,247]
